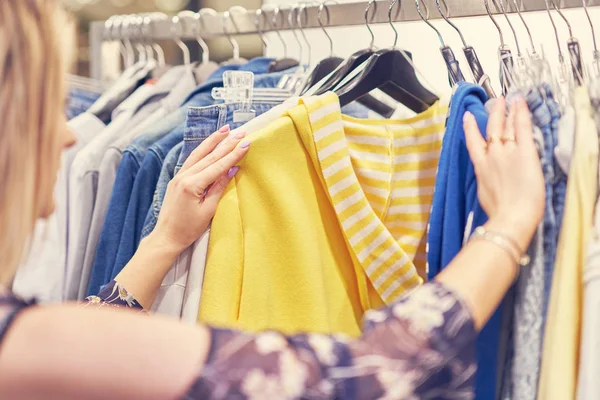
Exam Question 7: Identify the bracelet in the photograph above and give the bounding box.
[470,226,531,266]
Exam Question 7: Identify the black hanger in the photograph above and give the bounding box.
[335,0,438,113]
[415,0,465,87]
[435,0,496,98]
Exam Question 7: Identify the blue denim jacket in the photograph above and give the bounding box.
[87,59,278,295]
[66,87,101,120]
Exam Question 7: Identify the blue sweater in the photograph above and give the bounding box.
[428,83,501,400]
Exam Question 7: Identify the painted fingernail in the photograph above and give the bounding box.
[239,140,251,149]
[227,166,240,178]
[219,124,230,133]
[234,131,247,139]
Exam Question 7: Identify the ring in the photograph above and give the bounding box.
[501,135,516,143]
[486,136,502,144]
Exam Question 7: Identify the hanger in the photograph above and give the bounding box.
[334,0,439,114]
[415,0,465,86]
[300,1,346,93]
[435,0,496,97]
[223,7,248,64]
[582,0,600,79]
[134,14,155,64]
[262,5,300,72]
[104,16,126,71]
[547,0,584,85]
[145,13,166,67]
[308,0,405,120]
[171,14,191,66]
[255,8,271,55]
[111,15,135,69]
[310,0,380,96]
[484,0,515,94]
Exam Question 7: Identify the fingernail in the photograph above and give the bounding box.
[239,140,251,149]
[463,111,473,123]
[227,166,240,178]
[234,131,247,139]
[510,94,524,105]
[219,124,230,133]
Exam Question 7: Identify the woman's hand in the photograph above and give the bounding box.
[152,125,250,253]
[463,96,545,249]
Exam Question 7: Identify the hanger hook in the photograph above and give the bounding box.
[416,0,446,47]
[115,15,135,67]
[497,0,521,55]
[196,8,215,64]
[144,14,166,67]
[138,14,155,62]
[484,0,505,47]
[254,8,270,52]
[582,0,600,76]
[550,0,574,37]
[287,4,304,64]
[222,10,240,61]
[318,1,337,57]
[226,6,247,61]
[510,0,537,54]
[270,6,289,58]
[388,0,402,48]
[364,0,378,49]
[171,14,191,65]
[125,15,146,64]
[297,3,312,67]
[543,0,564,61]
[435,0,468,47]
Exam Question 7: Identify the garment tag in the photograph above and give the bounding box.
[233,110,256,124]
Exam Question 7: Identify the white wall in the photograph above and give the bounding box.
[263,0,600,96]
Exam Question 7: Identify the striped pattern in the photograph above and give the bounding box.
[303,93,448,304]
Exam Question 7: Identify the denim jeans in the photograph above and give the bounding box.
[141,102,278,239]
[66,87,101,120]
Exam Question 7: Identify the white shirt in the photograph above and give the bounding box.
[13,113,105,302]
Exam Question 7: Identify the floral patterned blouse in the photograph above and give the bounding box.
[1,280,477,399]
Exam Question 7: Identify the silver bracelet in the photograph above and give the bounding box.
[470,226,530,266]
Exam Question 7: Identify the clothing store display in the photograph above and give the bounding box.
[14,3,600,396]
[538,87,599,400]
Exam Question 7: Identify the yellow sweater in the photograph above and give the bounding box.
[537,88,599,399]
[200,93,449,335]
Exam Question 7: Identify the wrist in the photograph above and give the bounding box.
[484,214,537,252]
[140,231,185,262]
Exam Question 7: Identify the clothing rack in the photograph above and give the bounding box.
[88,0,599,81]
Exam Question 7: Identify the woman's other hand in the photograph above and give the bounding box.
[153,125,250,253]
[463,96,545,249]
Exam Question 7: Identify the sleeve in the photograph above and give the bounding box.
[186,281,477,399]
[83,281,145,311]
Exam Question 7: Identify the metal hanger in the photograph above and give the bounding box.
[334,0,439,114]
[435,0,496,97]
[510,0,537,55]
[171,13,191,65]
[301,1,345,92]
[127,15,148,64]
[582,0,600,78]
[287,4,305,67]
[548,0,584,85]
[297,3,313,68]
[135,14,155,63]
[254,8,271,54]
[498,0,522,56]
[112,15,135,68]
[145,13,166,67]
[309,0,379,94]
[485,0,515,94]
[263,4,300,73]
[415,0,465,86]
[223,7,244,62]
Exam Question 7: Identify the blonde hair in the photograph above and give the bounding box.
[0,0,74,285]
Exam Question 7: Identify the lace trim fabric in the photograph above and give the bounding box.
[184,282,477,399]
[84,281,145,311]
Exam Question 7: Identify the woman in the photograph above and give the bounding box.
[0,1,545,399]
